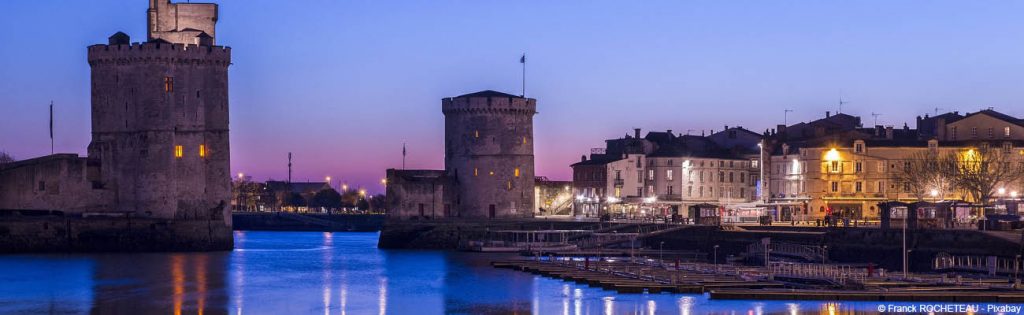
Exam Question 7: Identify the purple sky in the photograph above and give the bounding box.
[3,0,1024,193]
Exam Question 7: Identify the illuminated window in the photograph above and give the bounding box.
[514,168,520,177]
[1006,127,1012,137]
[174,145,183,158]
[522,137,527,144]
[199,144,207,157]
[164,77,174,93]
[474,130,479,138]
[507,180,512,190]
[474,168,478,176]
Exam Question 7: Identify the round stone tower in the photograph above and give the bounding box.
[443,90,537,218]
[86,19,231,222]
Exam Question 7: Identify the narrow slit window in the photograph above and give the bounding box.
[164,77,174,93]
[199,144,207,157]
[474,130,479,138]
[174,145,183,158]
[474,168,478,176]
[514,168,520,177]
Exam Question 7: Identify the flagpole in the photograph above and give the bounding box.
[49,101,54,155]
[521,54,526,97]
[402,143,406,170]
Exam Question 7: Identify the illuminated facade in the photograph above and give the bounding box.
[766,110,1024,221]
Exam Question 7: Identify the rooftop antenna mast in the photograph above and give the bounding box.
[871,112,881,126]
[838,96,850,114]
[287,152,293,183]
[784,109,793,125]
[934,107,943,115]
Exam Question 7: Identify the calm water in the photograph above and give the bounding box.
[0,231,1018,314]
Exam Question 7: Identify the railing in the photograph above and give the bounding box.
[934,252,1020,275]
[748,242,826,262]
[769,262,873,285]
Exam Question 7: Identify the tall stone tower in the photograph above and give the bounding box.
[86,0,231,222]
[443,91,537,218]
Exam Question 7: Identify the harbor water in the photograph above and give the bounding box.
[0,231,1018,314]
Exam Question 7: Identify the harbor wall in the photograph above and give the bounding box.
[646,226,1021,272]
[378,219,597,249]
[0,215,232,253]
[232,213,385,232]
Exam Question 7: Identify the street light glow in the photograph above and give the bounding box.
[930,189,938,197]
[824,148,841,162]
[998,187,1007,195]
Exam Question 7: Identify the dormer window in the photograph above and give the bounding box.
[854,141,865,154]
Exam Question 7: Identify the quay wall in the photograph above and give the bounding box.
[646,226,1021,272]
[232,213,385,232]
[0,215,231,253]
[378,219,597,249]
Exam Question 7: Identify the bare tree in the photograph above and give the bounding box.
[892,150,948,201]
[0,151,14,167]
[939,147,1024,205]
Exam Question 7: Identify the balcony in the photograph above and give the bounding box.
[613,179,624,187]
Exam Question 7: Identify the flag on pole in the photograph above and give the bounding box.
[520,54,526,64]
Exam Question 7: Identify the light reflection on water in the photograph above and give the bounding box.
[0,231,1019,314]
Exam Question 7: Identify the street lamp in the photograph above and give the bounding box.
[713,244,720,267]
[659,241,665,266]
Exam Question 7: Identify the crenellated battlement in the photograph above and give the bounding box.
[442,95,536,116]
[87,42,230,66]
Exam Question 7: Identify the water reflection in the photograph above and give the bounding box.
[0,231,1021,314]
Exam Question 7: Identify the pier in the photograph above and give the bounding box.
[493,257,1024,302]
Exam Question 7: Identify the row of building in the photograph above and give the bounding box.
[571,109,1024,222]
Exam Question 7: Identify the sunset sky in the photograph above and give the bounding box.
[3,0,1024,193]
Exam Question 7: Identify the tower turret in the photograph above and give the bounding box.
[443,90,537,218]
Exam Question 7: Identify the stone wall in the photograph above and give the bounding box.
[0,215,232,253]
[385,169,450,219]
[0,155,111,212]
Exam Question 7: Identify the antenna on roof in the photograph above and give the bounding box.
[784,109,793,125]
[934,107,942,115]
[287,152,293,184]
[838,96,850,114]
[871,112,881,126]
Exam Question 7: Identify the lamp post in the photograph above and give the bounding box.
[659,241,665,266]
[903,219,908,279]
[713,244,719,267]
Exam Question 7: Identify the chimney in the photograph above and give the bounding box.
[725,125,729,130]
[826,111,831,118]
[634,128,641,139]
[885,126,894,139]
[667,129,673,136]
[581,155,587,162]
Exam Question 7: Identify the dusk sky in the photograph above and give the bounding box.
[3,0,1024,193]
